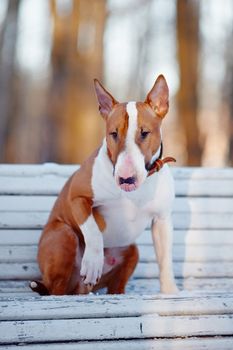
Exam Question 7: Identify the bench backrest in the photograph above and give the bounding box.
[0,164,233,295]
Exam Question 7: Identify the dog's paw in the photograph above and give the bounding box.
[80,247,104,285]
[160,281,179,294]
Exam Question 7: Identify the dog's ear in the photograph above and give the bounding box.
[94,79,118,119]
[145,75,169,118]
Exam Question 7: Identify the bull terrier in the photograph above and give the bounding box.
[30,75,178,295]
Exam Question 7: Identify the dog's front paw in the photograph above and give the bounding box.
[160,280,179,294]
[80,247,104,285]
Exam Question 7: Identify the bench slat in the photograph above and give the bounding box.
[1,211,233,229]
[0,278,233,295]
[137,229,233,245]
[2,337,233,350]
[1,176,233,196]
[0,230,41,245]
[1,229,233,246]
[139,245,233,262]
[0,315,232,344]
[1,196,233,213]
[1,261,233,280]
[1,338,233,350]
[1,294,233,321]
[1,278,233,294]
[135,262,233,278]
[0,245,232,263]
[1,164,233,179]
[126,278,233,294]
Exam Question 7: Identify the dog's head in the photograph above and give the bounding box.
[94,75,169,192]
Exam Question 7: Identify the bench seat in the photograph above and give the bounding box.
[0,164,233,348]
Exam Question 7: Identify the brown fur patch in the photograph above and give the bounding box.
[93,207,106,232]
[105,103,128,165]
[135,102,162,165]
[37,148,107,295]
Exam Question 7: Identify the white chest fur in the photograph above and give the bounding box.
[91,142,175,248]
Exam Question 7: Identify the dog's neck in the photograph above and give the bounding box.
[147,142,163,169]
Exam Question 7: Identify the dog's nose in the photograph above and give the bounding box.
[119,176,136,185]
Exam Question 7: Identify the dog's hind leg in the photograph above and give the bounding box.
[100,244,139,294]
[37,223,78,295]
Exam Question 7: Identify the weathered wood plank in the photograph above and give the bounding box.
[173,167,233,180]
[1,314,233,344]
[1,164,233,180]
[0,230,41,245]
[1,229,233,246]
[135,261,233,278]
[0,212,49,229]
[137,229,233,245]
[1,211,233,229]
[139,245,233,262]
[1,261,233,280]
[126,278,233,294]
[1,278,233,294]
[175,179,233,197]
[1,294,233,321]
[0,176,66,195]
[1,196,233,213]
[0,246,38,262]
[1,337,233,350]
[1,175,233,196]
[0,263,41,280]
[0,196,56,211]
[1,244,232,263]
[0,280,33,293]
[0,163,78,177]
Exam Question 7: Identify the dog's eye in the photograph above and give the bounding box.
[110,131,118,140]
[141,130,150,140]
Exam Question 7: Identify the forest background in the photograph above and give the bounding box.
[0,0,232,167]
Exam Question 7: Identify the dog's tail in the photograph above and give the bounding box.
[29,280,50,296]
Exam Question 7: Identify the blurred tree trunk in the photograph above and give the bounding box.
[225,31,233,166]
[43,0,106,164]
[228,79,233,166]
[176,0,202,165]
[0,0,20,162]
[228,99,233,166]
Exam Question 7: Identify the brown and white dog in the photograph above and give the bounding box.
[30,75,178,295]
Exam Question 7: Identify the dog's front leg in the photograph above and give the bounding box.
[80,219,104,286]
[72,198,104,286]
[151,215,178,294]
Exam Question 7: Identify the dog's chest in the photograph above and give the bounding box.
[91,144,174,247]
[92,173,159,247]
[98,195,153,247]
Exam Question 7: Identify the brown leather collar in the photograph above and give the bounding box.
[147,143,176,177]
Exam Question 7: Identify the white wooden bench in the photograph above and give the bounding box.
[0,164,233,349]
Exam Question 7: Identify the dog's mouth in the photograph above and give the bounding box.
[117,176,138,192]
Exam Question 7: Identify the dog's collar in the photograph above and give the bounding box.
[146,142,176,177]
